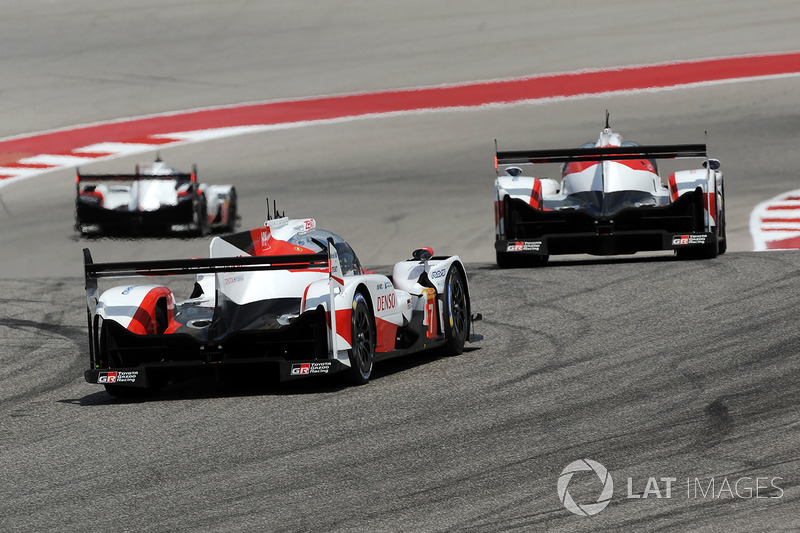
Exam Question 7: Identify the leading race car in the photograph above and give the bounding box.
[493,120,726,267]
[83,213,476,396]
[75,156,238,236]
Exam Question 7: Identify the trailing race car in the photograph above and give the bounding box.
[75,156,237,236]
[83,213,476,396]
[493,121,726,266]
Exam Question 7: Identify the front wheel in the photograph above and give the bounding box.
[346,292,375,385]
[442,266,469,356]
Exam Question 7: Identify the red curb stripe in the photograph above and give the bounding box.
[765,205,800,210]
[0,52,797,160]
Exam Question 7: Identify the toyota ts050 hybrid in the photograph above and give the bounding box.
[493,121,726,267]
[83,213,476,396]
[75,157,238,236]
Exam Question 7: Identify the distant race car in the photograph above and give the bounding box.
[83,213,476,396]
[493,122,726,266]
[75,157,237,236]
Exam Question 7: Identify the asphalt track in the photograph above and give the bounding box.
[1,2,800,532]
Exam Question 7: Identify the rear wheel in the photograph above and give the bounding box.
[225,189,238,232]
[442,266,469,356]
[193,195,209,237]
[346,292,375,385]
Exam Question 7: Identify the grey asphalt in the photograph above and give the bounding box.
[1,2,799,531]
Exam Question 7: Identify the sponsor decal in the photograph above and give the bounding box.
[430,268,447,280]
[507,241,542,252]
[223,273,244,285]
[98,371,138,384]
[672,234,707,246]
[290,362,332,376]
[376,293,396,312]
[421,287,437,339]
[121,286,135,295]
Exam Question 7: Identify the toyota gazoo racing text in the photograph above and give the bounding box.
[75,156,237,236]
[493,121,726,267]
[83,215,476,396]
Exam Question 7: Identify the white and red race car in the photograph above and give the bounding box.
[494,121,726,266]
[83,213,475,396]
[75,157,237,236]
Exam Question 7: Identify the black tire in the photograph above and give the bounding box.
[717,204,727,255]
[346,292,375,385]
[225,189,238,232]
[193,195,209,237]
[442,266,469,356]
[496,251,549,268]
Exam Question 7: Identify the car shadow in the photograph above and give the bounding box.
[59,346,482,406]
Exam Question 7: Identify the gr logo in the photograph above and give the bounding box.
[557,459,613,516]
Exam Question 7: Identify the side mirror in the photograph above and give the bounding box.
[703,159,721,170]
[412,247,433,261]
[505,166,524,177]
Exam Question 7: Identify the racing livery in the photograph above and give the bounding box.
[494,123,726,266]
[75,157,237,236]
[83,215,475,396]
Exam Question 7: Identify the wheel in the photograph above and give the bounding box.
[717,198,727,255]
[442,266,469,356]
[193,195,209,237]
[496,251,549,268]
[225,189,238,232]
[346,292,375,385]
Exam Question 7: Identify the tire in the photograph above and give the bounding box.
[717,204,727,255]
[496,251,549,268]
[225,189,238,232]
[442,266,469,356]
[346,292,375,385]
[193,195,209,237]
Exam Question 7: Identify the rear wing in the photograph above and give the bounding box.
[495,144,707,167]
[83,247,333,366]
[76,164,197,184]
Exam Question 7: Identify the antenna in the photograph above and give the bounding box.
[265,197,271,222]
[605,110,610,129]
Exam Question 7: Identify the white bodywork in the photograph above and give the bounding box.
[92,217,468,371]
[494,127,723,236]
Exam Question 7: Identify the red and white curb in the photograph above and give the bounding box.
[750,190,800,250]
[1,51,800,252]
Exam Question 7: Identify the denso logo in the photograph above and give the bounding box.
[376,293,396,312]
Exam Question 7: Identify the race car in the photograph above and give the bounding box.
[75,156,238,236]
[83,213,476,396]
[493,121,726,266]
